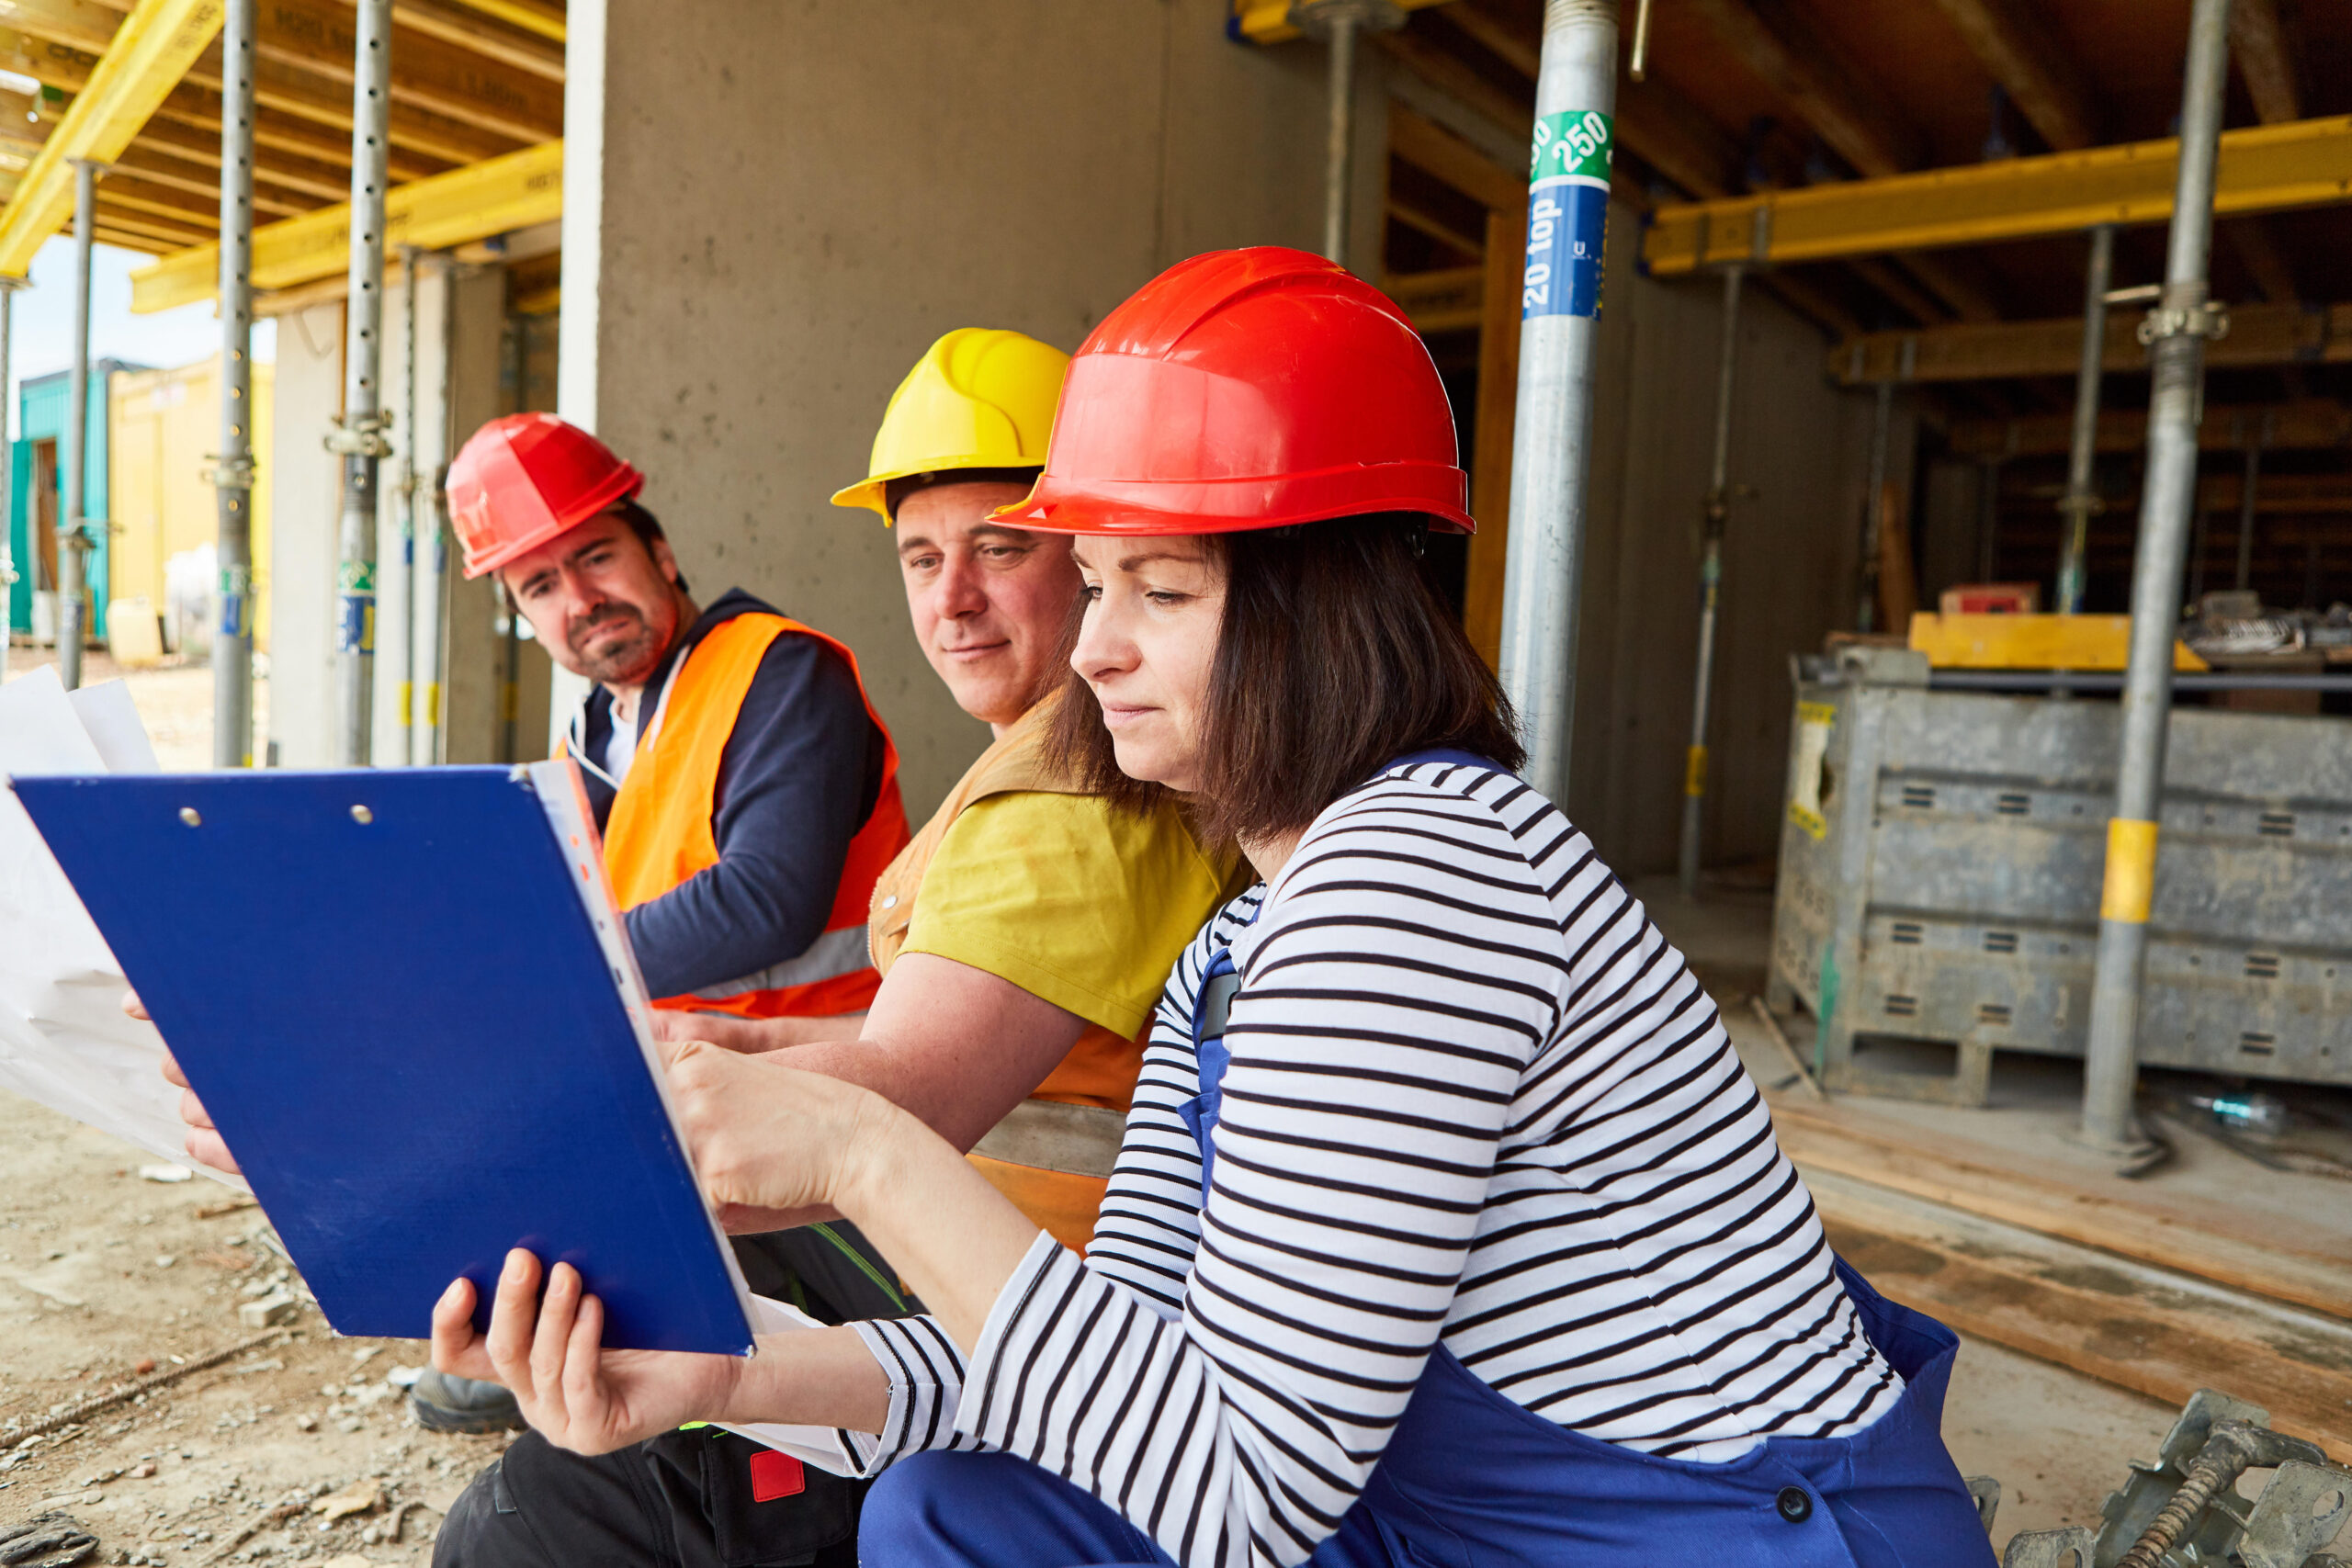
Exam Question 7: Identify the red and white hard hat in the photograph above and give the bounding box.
[446,412,647,579]
[992,246,1474,537]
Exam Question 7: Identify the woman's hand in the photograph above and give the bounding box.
[127,991,242,1177]
[431,1248,744,1456]
[662,1040,904,1222]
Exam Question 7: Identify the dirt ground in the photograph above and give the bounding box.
[0,1089,511,1567]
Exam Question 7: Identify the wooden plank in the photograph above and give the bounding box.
[1921,0,2100,152]
[1464,208,1518,670]
[1391,103,1521,215]
[1948,400,2352,458]
[1829,300,2352,384]
[1383,265,1483,336]
[2232,0,2303,126]
[1679,0,1924,177]
[1809,1173,2352,1462]
[130,138,558,310]
[1776,1107,2352,1319]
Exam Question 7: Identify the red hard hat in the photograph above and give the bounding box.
[993,247,1473,537]
[447,412,647,579]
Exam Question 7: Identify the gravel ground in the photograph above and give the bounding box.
[0,1090,510,1568]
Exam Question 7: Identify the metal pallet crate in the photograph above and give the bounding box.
[1767,649,2352,1103]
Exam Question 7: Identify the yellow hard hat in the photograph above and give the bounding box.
[831,328,1070,521]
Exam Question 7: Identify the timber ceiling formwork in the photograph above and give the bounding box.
[1374,0,2352,608]
[0,0,561,279]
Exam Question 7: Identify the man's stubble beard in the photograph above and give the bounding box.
[570,604,671,686]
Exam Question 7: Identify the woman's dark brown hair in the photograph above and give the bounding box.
[1047,513,1523,849]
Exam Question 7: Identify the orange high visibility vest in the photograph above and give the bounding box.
[604,612,909,1018]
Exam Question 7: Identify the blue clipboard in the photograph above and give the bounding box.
[12,764,756,1355]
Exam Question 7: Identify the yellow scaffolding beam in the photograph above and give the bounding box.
[1645,114,2352,274]
[0,0,222,276]
[130,138,561,311]
[1231,0,1455,46]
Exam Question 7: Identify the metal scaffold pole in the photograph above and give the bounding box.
[1498,0,1620,807]
[331,0,392,765]
[0,276,21,641]
[1857,380,1892,633]
[2055,225,2116,615]
[1678,262,1743,898]
[210,0,256,767]
[57,160,100,692]
[1298,1,1400,270]
[413,254,447,767]
[2079,0,2234,1156]
[395,244,421,767]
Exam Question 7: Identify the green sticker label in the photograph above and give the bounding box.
[1530,109,1614,186]
[336,560,376,594]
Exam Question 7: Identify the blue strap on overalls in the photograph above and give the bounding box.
[1173,750,1995,1567]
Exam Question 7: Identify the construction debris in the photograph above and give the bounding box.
[2000,1390,2352,1568]
[0,1511,97,1568]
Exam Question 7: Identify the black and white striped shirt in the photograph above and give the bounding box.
[850,759,1901,1568]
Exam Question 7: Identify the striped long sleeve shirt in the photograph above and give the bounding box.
[846,758,1901,1568]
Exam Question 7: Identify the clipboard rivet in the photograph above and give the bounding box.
[350,805,375,825]
[177,807,201,827]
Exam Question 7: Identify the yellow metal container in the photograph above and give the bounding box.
[1907,612,2208,671]
[107,356,276,653]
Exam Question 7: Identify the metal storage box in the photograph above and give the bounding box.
[1767,649,2352,1102]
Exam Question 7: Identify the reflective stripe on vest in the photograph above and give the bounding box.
[603,611,910,1019]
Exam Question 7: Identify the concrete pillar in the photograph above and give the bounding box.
[558,0,1375,815]
[266,301,346,767]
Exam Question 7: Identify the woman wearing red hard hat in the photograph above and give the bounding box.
[429,251,1992,1568]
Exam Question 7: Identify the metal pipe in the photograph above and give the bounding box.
[1322,8,1359,266]
[0,277,20,640]
[331,0,392,765]
[211,0,255,768]
[57,160,99,691]
[2079,0,2234,1156]
[1498,0,1620,809]
[1678,262,1743,898]
[1627,0,1654,79]
[413,255,449,767]
[395,243,420,766]
[2055,224,2115,615]
[2233,425,2262,592]
[1857,380,1892,633]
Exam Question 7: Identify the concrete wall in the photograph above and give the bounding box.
[1565,204,1910,877]
[563,0,1383,817]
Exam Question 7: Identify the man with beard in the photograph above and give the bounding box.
[407,412,909,1431]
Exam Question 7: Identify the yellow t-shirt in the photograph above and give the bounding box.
[900,791,1239,1043]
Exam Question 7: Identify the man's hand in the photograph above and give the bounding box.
[431,1249,743,1456]
[126,991,242,1177]
[648,1010,866,1054]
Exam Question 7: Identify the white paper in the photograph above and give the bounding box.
[0,669,246,1190]
[67,680,163,774]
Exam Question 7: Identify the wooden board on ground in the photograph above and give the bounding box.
[1806,1170,2352,1464]
[1773,1102,2352,1321]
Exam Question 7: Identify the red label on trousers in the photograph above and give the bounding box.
[749,1450,806,1502]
